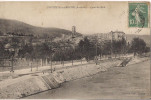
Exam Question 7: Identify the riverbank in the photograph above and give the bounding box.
[0,56,148,99]
[25,58,150,99]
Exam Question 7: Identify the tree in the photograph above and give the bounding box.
[0,31,3,36]
[102,41,111,55]
[130,37,147,55]
[18,44,34,59]
[78,40,85,58]
[144,46,150,53]
[112,37,127,54]
[10,37,20,57]
[0,42,5,57]
[78,37,96,61]
[32,43,53,60]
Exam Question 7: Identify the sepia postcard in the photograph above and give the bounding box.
[0,1,150,99]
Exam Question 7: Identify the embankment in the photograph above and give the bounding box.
[0,72,64,98]
[0,57,147,99]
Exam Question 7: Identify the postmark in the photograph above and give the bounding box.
[129,3,149,28]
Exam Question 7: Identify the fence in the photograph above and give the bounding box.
[0,58,87,72]
[0,53,134,72]
[0,58,13,72]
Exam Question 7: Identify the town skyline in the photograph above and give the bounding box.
[0,2,150,35]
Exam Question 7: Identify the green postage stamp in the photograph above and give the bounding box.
[129,3,149,28]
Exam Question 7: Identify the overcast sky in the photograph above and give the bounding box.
[0,2,150,35]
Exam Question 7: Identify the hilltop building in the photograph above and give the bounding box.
[97,31,126,41]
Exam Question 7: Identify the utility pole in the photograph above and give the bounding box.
[51,53,52,73]
[63,34,65,67]
[50,39,53,73]
[31,61,32,72]
[37,60,38,71]
[72,43,74,66]
[10,36,14,73]
[95,34,98,65]
[10,56,14,72]
[111,31,113,58]
[72,26,76,66]
[81,45,84,64]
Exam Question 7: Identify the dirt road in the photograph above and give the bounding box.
[25,60,150,99]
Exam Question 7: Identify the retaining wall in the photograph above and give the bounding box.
[0,59,122,99]
[58,59,122,81]
[0,72,65,99]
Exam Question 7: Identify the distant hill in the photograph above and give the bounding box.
[0,19,149,46]
[0,19,82,39]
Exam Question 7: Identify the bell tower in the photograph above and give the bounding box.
[72,26,76,39]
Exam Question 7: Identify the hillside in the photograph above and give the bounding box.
[0,19,82,39]
[0,19,149,46]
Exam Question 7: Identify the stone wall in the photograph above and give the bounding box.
[0,59,122,99]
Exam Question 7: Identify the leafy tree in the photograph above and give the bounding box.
[10,37,20,57]
[130,37,147,55]
[78,40,85,58]
[0,42,5,57]
[102,41,111,55]
[0,41,11,58]
[144,46,150,53]
[112,37,127,54]
[0,31,3,36]
[78,37,96,61]
[18,44,33,59]
[32,43,53,60]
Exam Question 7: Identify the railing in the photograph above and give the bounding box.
[0,58,12,72]
[0,53,134,72]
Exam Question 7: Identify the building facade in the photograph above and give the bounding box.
[98,31,126,41]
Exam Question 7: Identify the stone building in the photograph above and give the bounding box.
[98,31,126,41]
